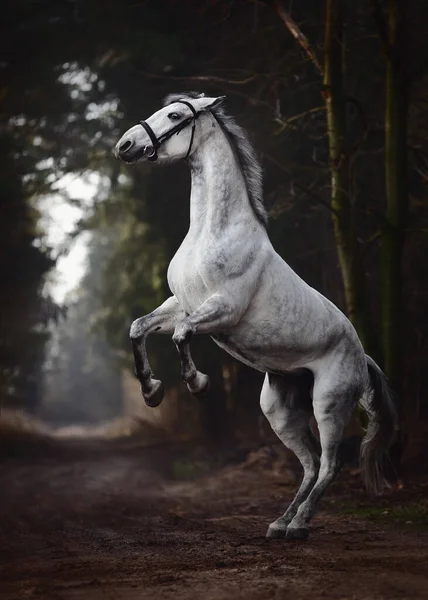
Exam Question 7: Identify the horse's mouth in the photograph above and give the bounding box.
[120,146,156,164]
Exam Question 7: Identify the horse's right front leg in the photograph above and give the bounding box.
[129,296,185,407]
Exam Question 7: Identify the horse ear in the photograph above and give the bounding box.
[208,96,226,109]
[196,95,226,111]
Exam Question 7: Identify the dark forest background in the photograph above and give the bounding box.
[1,0,427,466]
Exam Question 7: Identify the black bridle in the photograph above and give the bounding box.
[139,100,200,162]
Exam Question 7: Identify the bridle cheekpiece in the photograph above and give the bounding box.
[138,100,200,162]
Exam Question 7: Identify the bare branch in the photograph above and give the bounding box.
[140,71,259,86]
[133,67,278,113]
[274,1,323,76]
[361,230,382,256]
[273,105,325,135]
[264,152,338,217]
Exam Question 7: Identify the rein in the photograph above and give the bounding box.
[139,100,199,162]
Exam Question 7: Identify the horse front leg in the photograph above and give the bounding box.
[130,296,185,407]
[175,338,211,397]
[172,293,239,396]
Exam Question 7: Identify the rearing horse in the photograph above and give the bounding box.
[114,92,396,540]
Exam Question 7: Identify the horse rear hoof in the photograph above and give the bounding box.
[266,525,287,539]
[142,379,164,407]
[285,527,309,541]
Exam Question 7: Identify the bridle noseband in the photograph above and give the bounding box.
[139,100,200,162]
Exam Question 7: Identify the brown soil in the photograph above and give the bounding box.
[1,440,428,600]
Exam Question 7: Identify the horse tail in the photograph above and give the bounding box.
[359,355,397,495]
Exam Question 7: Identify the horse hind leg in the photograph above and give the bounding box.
[260,373,321,539]
[285,374,361,540]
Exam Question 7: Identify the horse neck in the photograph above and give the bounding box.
[188,126,256,234]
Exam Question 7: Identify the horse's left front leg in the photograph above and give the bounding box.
[130,296,185,406]
[172,293,239,396]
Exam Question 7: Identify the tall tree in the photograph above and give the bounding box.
[323,0,372,347]
[274,0,374,350]
[371,0,408,388]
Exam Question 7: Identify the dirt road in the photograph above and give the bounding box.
[1,440,428,600]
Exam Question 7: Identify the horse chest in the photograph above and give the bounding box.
[167,240,222,313]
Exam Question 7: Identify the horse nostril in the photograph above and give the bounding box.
[119,139,133,154]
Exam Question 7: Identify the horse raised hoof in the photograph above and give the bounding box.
[187,372,210,398]
[285,527,309,541]
[141,378,164,407]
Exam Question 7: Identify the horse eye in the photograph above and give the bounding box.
[168,112,181,121]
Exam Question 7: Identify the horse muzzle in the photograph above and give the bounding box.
[114,139,156,163]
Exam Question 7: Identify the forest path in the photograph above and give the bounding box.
[1,440,427,600]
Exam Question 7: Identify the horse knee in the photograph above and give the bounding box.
[172,321,194,347]
[129,317,148,340]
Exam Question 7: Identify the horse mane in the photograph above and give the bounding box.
[163,91,268,227]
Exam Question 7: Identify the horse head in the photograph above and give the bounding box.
[114,94,225,164]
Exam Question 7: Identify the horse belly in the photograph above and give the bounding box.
[211,328,313,375]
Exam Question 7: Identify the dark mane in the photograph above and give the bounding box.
[163,91,268,227]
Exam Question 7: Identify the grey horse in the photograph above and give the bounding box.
[114,92,396,540]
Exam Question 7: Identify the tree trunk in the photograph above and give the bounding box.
[323,0,374,351]
[381,0,408,390]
